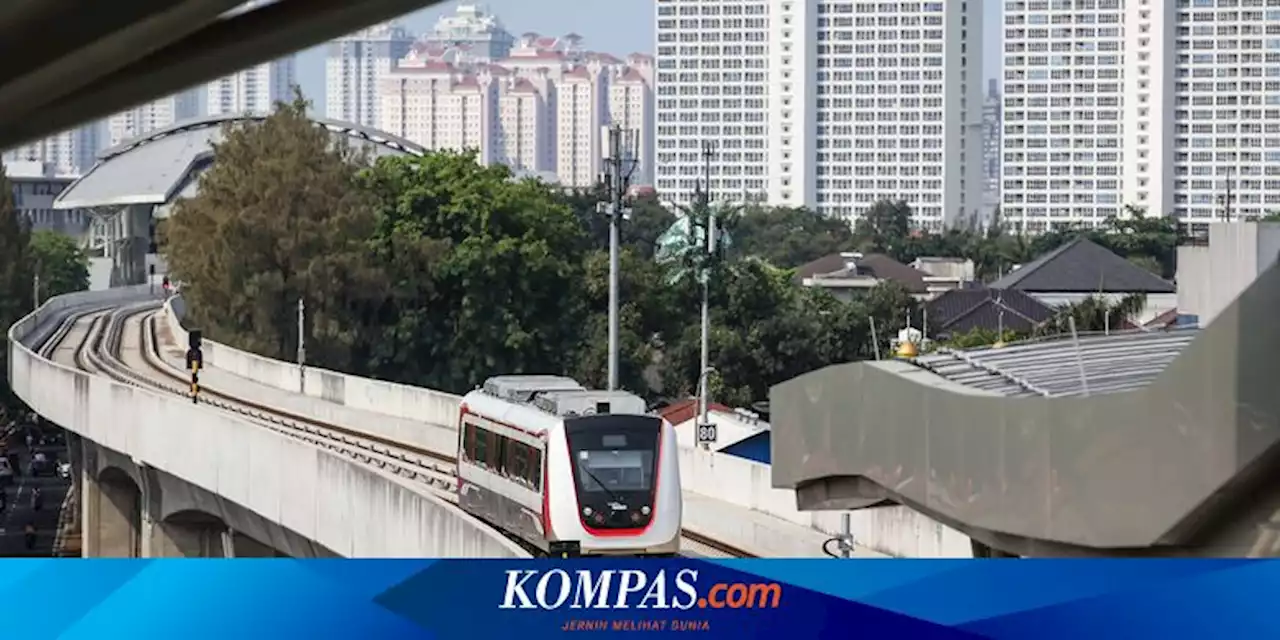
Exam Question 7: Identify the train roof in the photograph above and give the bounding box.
[482,375,584,403]
[467,375,653,432]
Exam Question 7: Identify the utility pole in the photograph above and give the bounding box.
[600,125,638,392]
[32,272,39,309]
[296,297,306,367]
[697,141,716,443]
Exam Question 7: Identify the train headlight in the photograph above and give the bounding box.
[640,506,651,516]
[582,507,593,517]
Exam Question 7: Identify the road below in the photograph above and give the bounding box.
[0,425,71,556]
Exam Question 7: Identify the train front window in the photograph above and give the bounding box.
[577,449,652,493]
[564,415,661,530]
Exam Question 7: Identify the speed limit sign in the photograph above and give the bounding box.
[696,422,717,444]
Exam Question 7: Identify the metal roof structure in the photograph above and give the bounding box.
[913,328,1201,398]
[770,259,1280,557]
[53,114,426,210]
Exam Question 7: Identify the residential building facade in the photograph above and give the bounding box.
[207,57,297,117]
[1001,0,1280,234]
[325,21,415,129]
[656,0,984,230]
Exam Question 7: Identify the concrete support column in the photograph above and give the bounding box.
[79,446,140,558]
[232,532,283,557]
[149,520,232,558]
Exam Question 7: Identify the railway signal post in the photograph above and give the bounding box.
[186,330,203,404]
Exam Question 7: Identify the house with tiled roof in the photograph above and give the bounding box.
[925,288,1055,338]
[794,252,932,301]
[989,236,1177,323]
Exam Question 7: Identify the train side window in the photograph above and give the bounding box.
[462,423,476,461]
[506,442,528,486]
[474,428,489,468]
[528,448,543,492]
[494,436,508,475]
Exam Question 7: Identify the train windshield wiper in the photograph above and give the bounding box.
[580,464,626,505]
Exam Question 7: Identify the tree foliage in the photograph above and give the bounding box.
[162,94,383,367]
[0,162,33,407]
[161,98,1191,412]
[30,229,89,299]
[358,150,586,392]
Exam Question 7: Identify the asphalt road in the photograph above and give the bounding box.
[0,425,71,557]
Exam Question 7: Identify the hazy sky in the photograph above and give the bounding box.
[295,0,1003,106]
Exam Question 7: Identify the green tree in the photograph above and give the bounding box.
[30,229,89,299]
[162,94,384,370]
[560,186,676,258]
[567,247,677,393]
[853,200,913,261]
[1038,293,1148,335]
[359,150,587,393]
[732,205,856,268]
[0,162,33,406]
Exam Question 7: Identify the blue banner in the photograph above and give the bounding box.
[8,558,1279,638]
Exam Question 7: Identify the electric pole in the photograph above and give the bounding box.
[601,125,638,392]
[697,141,716,440]
[296,297,306,367]
[32,272,39,309]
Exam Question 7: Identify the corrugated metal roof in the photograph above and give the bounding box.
[912,328,1200,397]
[54,114,426,210]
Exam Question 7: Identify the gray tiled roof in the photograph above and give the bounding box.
[54,114,425,210]
[912,328,1200,397]
[989,236,1176,293]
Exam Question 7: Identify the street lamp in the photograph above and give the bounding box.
[696,366,717,450]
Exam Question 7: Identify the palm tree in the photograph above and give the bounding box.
[1038,293,1148,336]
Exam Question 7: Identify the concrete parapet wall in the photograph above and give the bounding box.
[163,297,459,454]
[161,296,965,557]
[12,293,527,558]
[677,445,971,558]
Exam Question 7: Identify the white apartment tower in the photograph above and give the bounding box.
[657,0,983,229]
[558,63,611,187]
[325,22,415,129]
[655,0,770,205]
[3,125,101,176]
[106,91,200,147]
[207,57,298,117]
[1002,0,1280,234]
[609,58,657,185]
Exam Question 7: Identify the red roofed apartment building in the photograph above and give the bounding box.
[361,5,654,188]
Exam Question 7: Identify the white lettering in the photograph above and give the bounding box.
[637,569,669,609]
[671,569,699,610]
[500,570,538,609]
[570,570,614,609]
[535,569,572,609]
[613,570,649,608]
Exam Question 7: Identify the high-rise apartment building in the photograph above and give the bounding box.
[207,57,297,117]
[654,0,770,206]
[1001,0,1280,234]
[420,4,516,61]
[106,91,201,147]
[325,21,415,129]
[982,79,1002,222]
[656,0,983,229]
[379,33,653,188]
[3,124,101,176]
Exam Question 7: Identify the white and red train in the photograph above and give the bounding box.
[456,375,682,557]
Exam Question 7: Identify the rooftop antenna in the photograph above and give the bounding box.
[1067,316,1090,397]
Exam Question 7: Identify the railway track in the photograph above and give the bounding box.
[42,301,752,558]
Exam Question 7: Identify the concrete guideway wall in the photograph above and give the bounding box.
[11,290,527,558]
[677,445,971,558]
[164,296,966,557]
[165,296,977,557]
[164,297,458,455]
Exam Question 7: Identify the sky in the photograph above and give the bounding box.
[295,0,1003,107]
